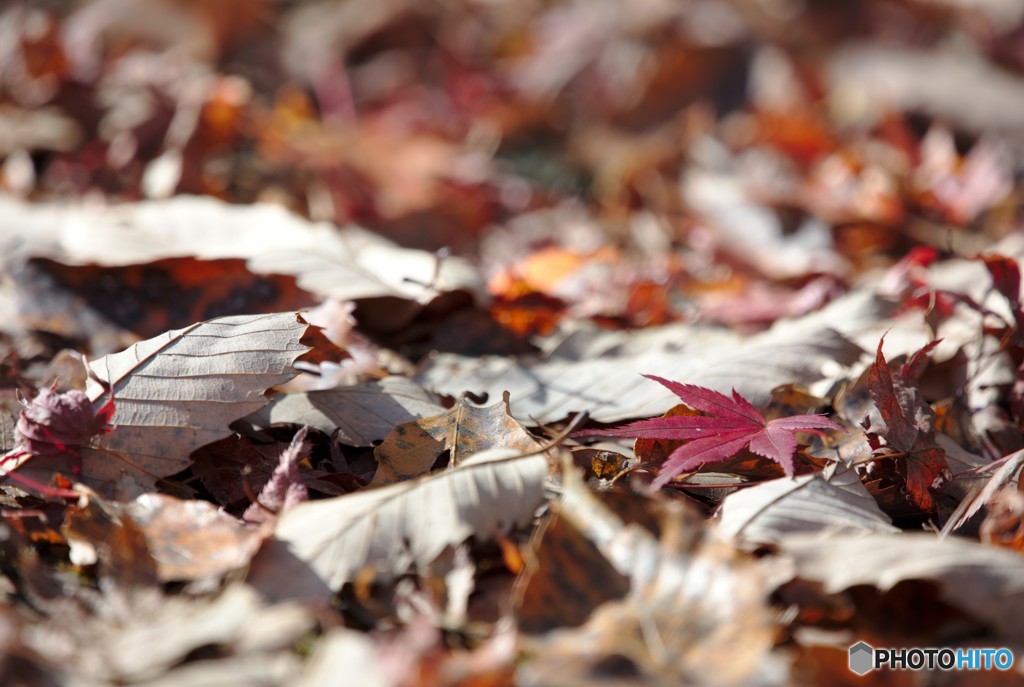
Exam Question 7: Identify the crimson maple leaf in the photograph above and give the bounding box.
[864,339,950,511]
[575,375,844,489]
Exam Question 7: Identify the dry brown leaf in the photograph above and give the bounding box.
[372,391,542,485]
[514,509,630,634]
[62,492,160,592]
[63,491,261,584]
[126,494,262,582]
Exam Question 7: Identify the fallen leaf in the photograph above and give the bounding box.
[14,312,309,498]
[514,509,630,634]
[520,465,778,686]
[247,376,444,446]
[372,391,543,485]
[864,338,951,511]
[829,44,1024,139]
[243,427,310,525]
[982,254,1024,333]
[21,584,311,684]
[15,257,318,344]
[126,494,262,582]
[418,288,877,423]
[780,532,1024,644]
[296,628,390,687]
[0,194,483,305]
[576,375,842,489]
[979,487,1024,553]
[62,492,160,592]
[13,384,114,459]
[190,435,283,508]
[716,465,898,546]
[247,447,548,602]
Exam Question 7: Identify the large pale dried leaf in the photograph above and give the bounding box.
[22,584,311,684]
[0,194,482,304]
[418,290,874,422]
[247,448,548,602]
[780,532,1024,643]
[76,312,308,497]
[829,45,1024,139]
[248,376,444,446]
[683,167,849,280]
[372,392,543,485]
[716,466,898,546]
[521,467,779,686]
[297,629,390,687]
[131,654,302,687]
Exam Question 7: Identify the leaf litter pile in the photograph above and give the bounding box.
[6,2,1024,686]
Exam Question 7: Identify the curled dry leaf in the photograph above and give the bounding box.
[247,447,549,602]
[14,385,114,459]
[372,391,544,486]
[243,427,310,525]
[520,466,779,686]
[2,381,115,497]
[864,338,951,511]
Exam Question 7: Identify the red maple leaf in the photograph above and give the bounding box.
[864,339,951,511]
[575,375,844,489]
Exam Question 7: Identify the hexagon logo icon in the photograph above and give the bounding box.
[849,642,874,675]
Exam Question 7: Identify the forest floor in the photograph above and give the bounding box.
[4,1,1024,685]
